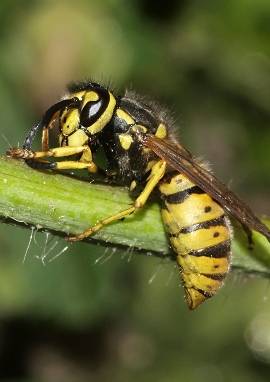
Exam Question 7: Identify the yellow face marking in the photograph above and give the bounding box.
[116,108,135,125]
[68,129,88,147]
[155,123,167,139]
[61,109,80,136]
[119,133,133,150]
[87,91,116,135]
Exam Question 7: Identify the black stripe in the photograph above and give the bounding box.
[190,287,214,299]
[179,215,226,235]
[163,186,204,204]
[188,240,231,258]
[200,273,227,281]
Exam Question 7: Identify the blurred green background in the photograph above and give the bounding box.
[0,0,270,380]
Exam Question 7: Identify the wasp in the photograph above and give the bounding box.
[7,81,270,309]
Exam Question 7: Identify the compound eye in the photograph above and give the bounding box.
[80,99,104,127]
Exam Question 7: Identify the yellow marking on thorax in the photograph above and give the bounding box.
[131,125,148,134]
[116,108,135,125]
[119,133,133,150]
[61,109,80,136]
[68,129,88,147]
[155,123,167,139]
[87,91,116,135]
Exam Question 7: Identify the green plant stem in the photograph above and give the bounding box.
[0,156,270,275]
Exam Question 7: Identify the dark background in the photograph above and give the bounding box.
[0,1,270,380]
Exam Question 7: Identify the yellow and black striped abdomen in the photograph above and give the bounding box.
[159,172,231,309]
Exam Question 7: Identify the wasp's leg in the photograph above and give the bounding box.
[26,145,97,173]
[42,111,59,152]
[42,127,49,152]
[30,160,97,171]
[67,160,167,242]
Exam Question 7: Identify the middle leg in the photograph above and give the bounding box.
[67,160,167,241]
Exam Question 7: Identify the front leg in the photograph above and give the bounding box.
[67,160,167,241]
[7,145,97,173]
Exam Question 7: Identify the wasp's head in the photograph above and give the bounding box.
[59,81,117,147]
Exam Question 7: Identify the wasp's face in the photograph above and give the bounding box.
[59,84,117,148]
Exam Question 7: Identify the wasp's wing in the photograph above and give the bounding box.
[145,135,270,243]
